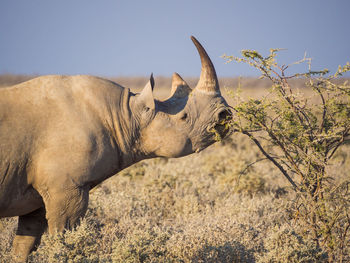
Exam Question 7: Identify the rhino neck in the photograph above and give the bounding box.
[102,88,145,170]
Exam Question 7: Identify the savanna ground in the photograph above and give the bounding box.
[0,75,349,262]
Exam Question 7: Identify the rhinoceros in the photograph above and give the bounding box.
[0,36,232,261]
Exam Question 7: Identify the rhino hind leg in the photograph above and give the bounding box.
[12,207,47,262]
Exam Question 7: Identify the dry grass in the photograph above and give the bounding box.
[0,75,348,262]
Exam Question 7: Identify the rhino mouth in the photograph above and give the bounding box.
[195,148,204,153]
[193,108,233,153]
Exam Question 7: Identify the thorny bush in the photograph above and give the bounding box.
[223,49,350,262]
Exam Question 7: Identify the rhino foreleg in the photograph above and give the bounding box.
[11,185,89,261]
[43,186,89,233]
[12,207,47,262]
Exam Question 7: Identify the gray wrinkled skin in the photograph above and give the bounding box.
[0,36,232,262]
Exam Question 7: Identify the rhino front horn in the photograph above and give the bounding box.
[191,36,220,94]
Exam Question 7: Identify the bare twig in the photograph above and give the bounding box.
[242,130,299,191]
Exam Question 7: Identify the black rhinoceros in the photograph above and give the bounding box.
[0,36,232,261]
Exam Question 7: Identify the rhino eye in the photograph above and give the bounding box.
[180,112,188,121]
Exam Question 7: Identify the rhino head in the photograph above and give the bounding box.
[130,36,232,158]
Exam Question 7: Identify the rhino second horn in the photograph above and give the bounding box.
[191,36,220,94]
[168,72,192,99]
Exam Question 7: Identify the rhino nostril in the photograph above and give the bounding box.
[213,108,232,138]
[218,109,232,121]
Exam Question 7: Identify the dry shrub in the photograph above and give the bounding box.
[29,217,107,262]
[203,151,267,196]
[164,212,258,262]
[0,217,17,262]
[112,226,170,262]
[258,225,327,262]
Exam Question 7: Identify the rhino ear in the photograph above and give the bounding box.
[137,74,155,110]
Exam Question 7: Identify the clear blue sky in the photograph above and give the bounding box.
[0,0,349,77]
